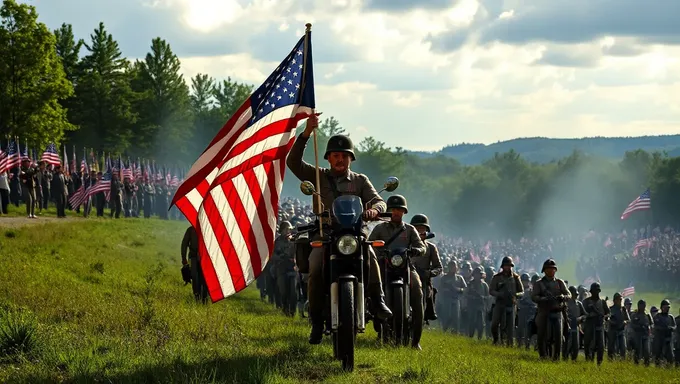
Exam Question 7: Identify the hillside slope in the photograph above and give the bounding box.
[0,218,678,383]
[411,135,680,164]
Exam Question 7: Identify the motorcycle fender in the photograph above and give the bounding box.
[357,282,365,332]
[331,281,339,330]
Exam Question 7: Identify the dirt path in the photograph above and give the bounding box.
[0,215,81,229]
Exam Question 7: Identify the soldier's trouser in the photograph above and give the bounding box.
[633,334,650,365]
[35,187,43,210]
[491,304,515,346]
[22,187,36,216]
[110,194,122,218]
[96,196,105,216]
[266,271,279,307]
[408,269,424,345]
[123,196,132,217]
[516,308,530,346]
[56,193,66,217]
[277,271,297,316]
[536,311,563,360]
[256,275,267,299]
[563,329,579,361]
[144,200,152,218]
[190,256,208,304]
[307,245,382,325]
[607,329,626,359]
[584,324,605,364]
[42,188,50,209]
[443,298,461,333]
[467,307,485,339]
[0,188,8,214]
[652,335,674,365]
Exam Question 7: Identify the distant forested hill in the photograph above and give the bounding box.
[409,135,680,164]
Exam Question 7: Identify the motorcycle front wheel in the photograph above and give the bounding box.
[337,280,355,372]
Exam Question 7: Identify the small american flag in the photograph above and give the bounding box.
[21,142,30,164]
[0,140,21,172]
[620,189,651,220]
[632,237,654,257]
[171,29,315,302]
[621,285,635,297]
[85,169,112,201]
[41,143,61,166]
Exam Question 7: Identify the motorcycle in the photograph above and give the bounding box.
[378,232,435,346]
[297,176,399,372]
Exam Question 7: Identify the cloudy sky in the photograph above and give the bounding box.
[27,0,680,151]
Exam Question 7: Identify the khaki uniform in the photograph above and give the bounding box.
[532,277,570,360]
[272,234,297,316]
[608,304,630,359]
[466,278,489,339]
[489,271,523,346]
[413,240,443,320]
[286,133,387,321]
[583,296,610,364]
[630,309,653,365]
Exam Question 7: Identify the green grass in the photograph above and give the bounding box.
[0,215,679,383]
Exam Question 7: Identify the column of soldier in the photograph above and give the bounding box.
[0,156,185,221]
[243,201,679,367]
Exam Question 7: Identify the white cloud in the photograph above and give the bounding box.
[31,0,680,150]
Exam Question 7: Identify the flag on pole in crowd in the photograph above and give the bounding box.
[620,188,651,220]
[621,285,635,298]
[171,26,315,303]
[21,140,29,164]
[632,237,654,257]
[1,139,21,172]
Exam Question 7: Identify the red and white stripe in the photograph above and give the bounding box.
[69,185,86,208]
[621,286,635,297]
[632,238,653,257]
[173,103,311,302]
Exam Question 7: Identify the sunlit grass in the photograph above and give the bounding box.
[0,216,677,383]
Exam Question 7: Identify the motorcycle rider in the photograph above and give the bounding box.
[273,221,297,317]
[286,114,393,345]
[489,256,523,346]
[409,214,443,322]
[532,259,570,360]
[368,194,427,349]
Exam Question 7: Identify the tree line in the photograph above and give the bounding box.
[1,0,679,238]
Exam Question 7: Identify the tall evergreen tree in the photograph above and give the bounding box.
[0,0,74,144]
[54,22,83,145]
[74,22,136,153]
[131,38,192,163]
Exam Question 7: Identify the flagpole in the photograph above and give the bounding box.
[300,22,323,237]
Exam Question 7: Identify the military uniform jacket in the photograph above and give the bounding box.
[652,313,676,339]
[52,173,68,196]
[286,134,387,215]
[489,272,523,307]
[368,221,426,257]
[630,310,653,335]
[583,297,610,327]
[19,167,37,189]
[181,226,198,259]
[439,273,467,298]
[608,305,630,332]
[566,299,585,325]
[411,240,443,276]
[272,234,295,273]
[531,277,569,312]
[466,278,488,308]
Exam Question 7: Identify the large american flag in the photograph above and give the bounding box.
[620,189,651,220]
[85,169,112,201]
[171,31,315,303]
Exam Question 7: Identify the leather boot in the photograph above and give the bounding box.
[411,325,423,350]
[425,297,437,321]
[309,309,324,344]
[370,284,393,321]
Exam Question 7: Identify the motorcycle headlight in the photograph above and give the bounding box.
[337,235,358,255]
[390,255,404,267]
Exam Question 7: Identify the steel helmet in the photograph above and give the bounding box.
[324,135,355,160]
[541,258,557,273]
[410,214,430,231]
[386,194,408,213]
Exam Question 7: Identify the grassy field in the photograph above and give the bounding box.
[0,210,679,383]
